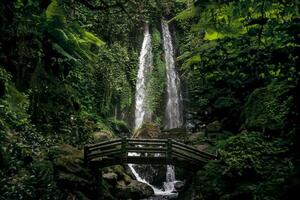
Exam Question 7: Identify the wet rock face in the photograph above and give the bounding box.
[132,123,161,139]
[185,110,212,133]
[49,144,99,199]
[206,121,222,133]
[48,145,154,200]
[116,180,154,200]
[93,131,114,142]
[103,165,154,200]
[174,181,185,192]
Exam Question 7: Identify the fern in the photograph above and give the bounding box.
[44,0,104,62]
[45,0,66,23]
[170,5,199,22]
[52,43,77,61]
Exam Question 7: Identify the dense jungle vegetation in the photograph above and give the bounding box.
[0,0,299,199]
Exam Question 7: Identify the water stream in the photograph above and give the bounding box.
[131,20,183,199]
[134,23,153,129]
[161,19,183,196]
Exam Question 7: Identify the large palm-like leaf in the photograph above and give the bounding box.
[44,0,104,62]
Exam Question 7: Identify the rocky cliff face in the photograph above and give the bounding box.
[46,144,154,200]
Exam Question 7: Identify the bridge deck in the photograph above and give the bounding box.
[84,138,216,171]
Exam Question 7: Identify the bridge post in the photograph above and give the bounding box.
[167,138,172,165]
[121,137,127,163]
[92,167,103,200]
[84,146,88,167]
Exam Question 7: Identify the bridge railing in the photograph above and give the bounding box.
[84,138,216,168]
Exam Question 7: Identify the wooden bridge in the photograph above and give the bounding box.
[84,138,216,171]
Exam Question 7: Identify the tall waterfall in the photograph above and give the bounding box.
[134,23,153,129]
[130,21,182,198]
[131,23,165,195]
[162,20,183,130]
[161,19,183,193]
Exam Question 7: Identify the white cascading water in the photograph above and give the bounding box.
[134,23,153,129]
[162,19,183,130]
[130,23,165,195]
[161,19,183,194]
[130,21,182,198]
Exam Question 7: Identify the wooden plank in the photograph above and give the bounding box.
[127,149,167,154]
[173,140,216,158]
[88,142,121,152]
[128,138,167,142]
[121,137,128,162]
[172,144,212,160]
[173,149,208,163]
[84,146,88,166]
[86,139,122,149]
[173,140,216,159]
[126,147,166,151]
[84,138,216,170]
[88,149,122,160]
[127,142,167,146]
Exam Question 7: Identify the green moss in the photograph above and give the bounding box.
[146,27,166,121]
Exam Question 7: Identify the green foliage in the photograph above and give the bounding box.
[244,82,294,131]
[44,0,104,64]
[147,28,166,120]
[175,1,299,199]
[197,131,294,200]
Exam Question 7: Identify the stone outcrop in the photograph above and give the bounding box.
[47,144,153,200]
[93,131,114,142]
[116,180,154,199]
[132,122,161,139]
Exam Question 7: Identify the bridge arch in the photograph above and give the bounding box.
[84,138,216,171]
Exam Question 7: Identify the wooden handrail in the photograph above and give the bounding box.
[172,144,212,160]
[173,140,216,158]
[86,139,122,149]
[84,138,216,169]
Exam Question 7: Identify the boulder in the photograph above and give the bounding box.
[116,180,154,199]
[206,121,222,133]
[103,172,118,185]
[112,165,132,184]
[174,181,185,192]
[133,123,161,139]
[93,131,114,142]
[188,132,205,144]
[48,145,98,199]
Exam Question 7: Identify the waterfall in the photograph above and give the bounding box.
[134,23,153,129]
[131,23,166,195]
[130,21,182,198]
[162,20,183,130]
[161,19,183,194]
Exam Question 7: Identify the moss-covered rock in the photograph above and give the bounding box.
[187,132,206,144]
[93,131,114,142]
[206,121,222,133]
[116,180,154,200]
[48,144,99,199]
[133,122,161,139]
[103,172,118,185]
